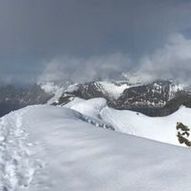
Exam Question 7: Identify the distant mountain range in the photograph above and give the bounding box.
[57,80,191,116]
[1,80,191,117]
[0,84,52,117]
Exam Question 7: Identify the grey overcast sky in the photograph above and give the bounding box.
[1,0,191,83]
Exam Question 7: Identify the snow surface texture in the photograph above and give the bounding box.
[100,106,191,146]
[69,98,107,119]
[0,109,40,191]
[64,98,114,130]
[65,98,191,146]
[1,105,191,190]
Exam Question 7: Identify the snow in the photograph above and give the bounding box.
[64,98,114,130]
[63,81,129,100]
[0,109,39,191]
[1,105,191,190]
[65,97,191,147]
[99,81,129,99]
[101,105,191,146]
[64,97,85,108]
[68,98,107,118]
[1,103,191,190]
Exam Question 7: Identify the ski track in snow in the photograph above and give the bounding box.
[0,109,39,191]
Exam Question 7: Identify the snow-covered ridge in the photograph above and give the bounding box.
[67,98,107,118]
[64,98,114,130]
[1,80,191,190]
[65,97,191,147]
[1,105,191,190]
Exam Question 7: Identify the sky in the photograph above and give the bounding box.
[1,0,191,84]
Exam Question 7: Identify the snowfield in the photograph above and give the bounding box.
[100,106,191,146]
[1,105,191,190]
[65,98,191,146]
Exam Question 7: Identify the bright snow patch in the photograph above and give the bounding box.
[64,97,85,108]
[101,106,191,146]
[68,98,107,118]
[99,81,129,99]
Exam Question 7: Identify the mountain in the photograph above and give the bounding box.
[1,80,191,190]
[0,79,189,118]
[56,80,191,116]
[1,104,191,191]
[0,84,52,117]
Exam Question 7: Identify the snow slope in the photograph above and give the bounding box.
[101,106,191,146]
[1,105,191,190]
[65,98,191,146]
[69,98,107,118]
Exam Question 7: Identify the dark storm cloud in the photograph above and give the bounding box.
[1,0,191,83]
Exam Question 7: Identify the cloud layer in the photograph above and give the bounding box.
[132,34,191,84]
[39,34,191,85]
[38,53,132,83]
[1,1,191,84]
